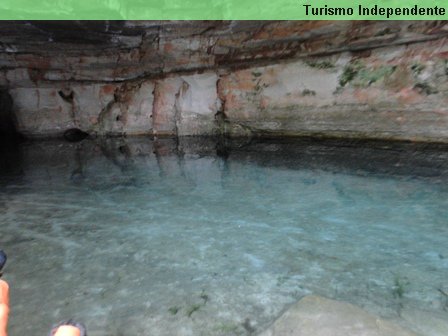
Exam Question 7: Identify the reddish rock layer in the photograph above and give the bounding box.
[0,21,447,140]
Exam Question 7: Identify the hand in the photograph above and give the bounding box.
[0,279,9,336]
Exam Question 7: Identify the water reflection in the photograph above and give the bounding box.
[2,137,448,188]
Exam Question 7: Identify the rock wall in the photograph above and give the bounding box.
[1,21,447,141]
[8,73,221,137]
[219,39,448,141]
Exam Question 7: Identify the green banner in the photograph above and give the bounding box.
[0,0,446,19]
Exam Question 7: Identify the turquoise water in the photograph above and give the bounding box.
[1,137,448,335]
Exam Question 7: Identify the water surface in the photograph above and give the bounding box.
[1,137,448,335]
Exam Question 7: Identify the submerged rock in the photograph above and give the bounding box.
[63,128,89,142]
[259,295,418,336]
[400,309,448,336]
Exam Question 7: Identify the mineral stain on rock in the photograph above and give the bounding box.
[0,21,447,142]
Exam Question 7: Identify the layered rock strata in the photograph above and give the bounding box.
[0,21,447,140]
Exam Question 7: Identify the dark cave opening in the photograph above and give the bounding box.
[0,90,21,142]
[0,90,24,177]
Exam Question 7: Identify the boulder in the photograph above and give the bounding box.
[401,308,448,336]
[259,295,418,336]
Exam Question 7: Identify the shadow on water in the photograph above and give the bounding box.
[0,141,24,181]
[225,137,448,180]
[2,135,448,186]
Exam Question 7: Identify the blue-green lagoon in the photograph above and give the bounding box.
[1,137,447,335]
